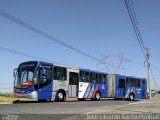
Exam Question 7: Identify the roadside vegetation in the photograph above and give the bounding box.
[0,92,77,103]
[0,92,33,103]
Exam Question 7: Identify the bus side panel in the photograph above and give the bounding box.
[142,80,147,99]
[125,86,134,99]
[38,83,53,100]
[135,87,142,99]
[88,83,95,98]
[78,82,89,98]
[98,78,108,98]
[115,75,125,98]
[52,80,69,99]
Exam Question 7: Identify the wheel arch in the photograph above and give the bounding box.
[55,89,67,102]
[96,90,101,97]
[56,89,66,97]
[129,92,135,100]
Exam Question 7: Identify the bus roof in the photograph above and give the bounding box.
[54,63,79,70]
[112,74,146,80]
[80,68,107,74]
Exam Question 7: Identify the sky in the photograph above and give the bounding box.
[0,0,160,92]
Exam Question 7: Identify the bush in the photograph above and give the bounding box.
[0,92,14,98]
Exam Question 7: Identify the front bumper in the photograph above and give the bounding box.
[14,91,38,99]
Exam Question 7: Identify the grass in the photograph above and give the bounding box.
[0,92,78,103]
[0,92,32,103]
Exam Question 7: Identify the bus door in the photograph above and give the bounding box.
[68,69,79,98]
[141,79,147,98]
[98,74,108,98]
[125,78,134,98]
[37,64,53,100]
[116,76,125,98]
[134,79,142,99]
[89,73,99,98]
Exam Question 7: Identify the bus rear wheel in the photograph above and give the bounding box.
[56,91,66,102]
[78,98,86,101]
[38,99,47,102]
[94,92,101,101]
[129,93,135,101]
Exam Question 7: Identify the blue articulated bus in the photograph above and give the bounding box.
[13,61,147,101]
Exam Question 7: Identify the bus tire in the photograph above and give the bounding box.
[56,90,66,102]
[95,91,101,101]
[115,98,121,100]
[129,93,135,101]
[38,99,47,102]
[78,98,86,101]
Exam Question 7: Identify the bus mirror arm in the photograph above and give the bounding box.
[13,68,17,77]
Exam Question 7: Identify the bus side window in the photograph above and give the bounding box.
[86,72,90,82]
[134,79,140,87]
[44,66,52,80]
[119,79,125,88]
[69,72,78,85]
[99,74,106,84]
[40,65,52,82]
[54,66,67,80]
[126,78,134,87]
[90,73,98,83]
[80,71,90,82]
[142,80,146,85]
[96,73,99,83]
[103,75,107,84]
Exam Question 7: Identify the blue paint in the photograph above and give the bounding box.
[98,78,108,98]
[37,62,53,100]
[141,79,147,99]
[14,85,34,94]
[115,75,126,98]
[37,83,53,99]
[115,74,147,99]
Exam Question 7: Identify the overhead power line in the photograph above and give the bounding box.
[124,0,147,59]
[124,1,160,95]
[0,8,99,62]
[129,0,146,50]
[0,46,58,63]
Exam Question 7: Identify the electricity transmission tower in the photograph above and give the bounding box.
[97,53,133,74]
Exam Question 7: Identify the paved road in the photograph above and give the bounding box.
[0,99,134,120]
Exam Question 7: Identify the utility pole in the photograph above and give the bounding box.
[146,48,151,99]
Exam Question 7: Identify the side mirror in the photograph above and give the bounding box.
[13,68,17,77]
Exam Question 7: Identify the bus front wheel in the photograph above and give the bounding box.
[56,91,66,102]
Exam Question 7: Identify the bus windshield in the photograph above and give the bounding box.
[14,62,37,88]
